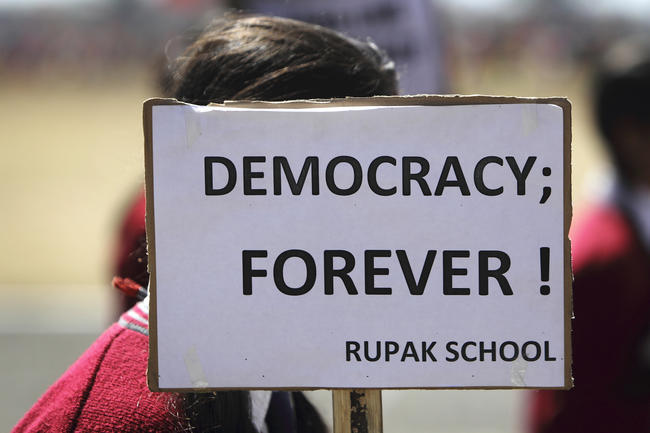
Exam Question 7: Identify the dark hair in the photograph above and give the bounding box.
[594,37,650,180]
[145,14,397,433]
[166,15,397,104]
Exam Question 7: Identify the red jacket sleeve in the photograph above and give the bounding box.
[12,323,183,433]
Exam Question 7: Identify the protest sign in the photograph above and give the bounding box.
[144,96,572,391]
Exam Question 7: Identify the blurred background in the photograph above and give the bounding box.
[1,0,648,431]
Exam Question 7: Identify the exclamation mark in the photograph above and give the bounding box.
[540,247,550,295]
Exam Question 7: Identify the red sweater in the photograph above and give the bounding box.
[529,204,650,432]
[12,303,184,432]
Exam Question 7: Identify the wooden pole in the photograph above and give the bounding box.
[332,389,383,433]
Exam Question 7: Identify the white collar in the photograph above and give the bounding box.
[139,291,150,315]
[250,391,273,433]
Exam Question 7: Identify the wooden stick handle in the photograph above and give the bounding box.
[332,389,383,433]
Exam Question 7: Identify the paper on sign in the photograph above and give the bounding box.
[144,96,572,391]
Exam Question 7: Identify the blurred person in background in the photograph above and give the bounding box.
[112,188,147,316]
[13,14,397,433]
[528,37,650,433]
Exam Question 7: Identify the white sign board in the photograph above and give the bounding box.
[145,96,572,391]
[243,0,447,94]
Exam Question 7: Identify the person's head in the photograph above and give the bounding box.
[594,37,650,188]
[164,14,397,104]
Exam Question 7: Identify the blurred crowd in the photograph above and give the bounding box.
[0,0,218,73]
[2,0,650,81]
